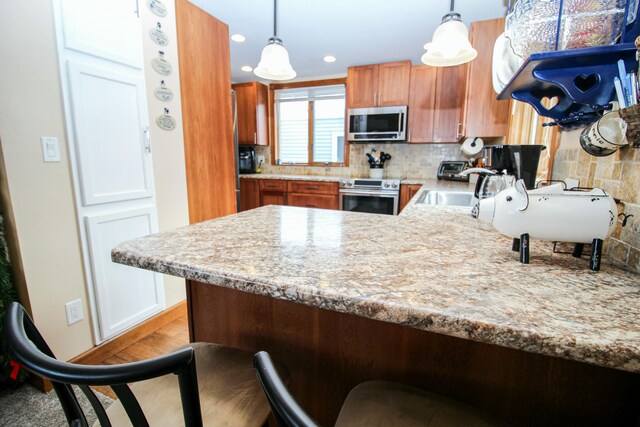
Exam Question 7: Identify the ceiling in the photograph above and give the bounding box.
[190,0,509,84]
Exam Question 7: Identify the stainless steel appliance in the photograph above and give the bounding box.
[232,89,240,210]
[347,106,407,142]
[339,178,400,215]
[238,146,255,174]
[437,161,470,182]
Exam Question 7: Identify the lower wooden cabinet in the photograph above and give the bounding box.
[239,178,260,212]
[242,178,339,210]
[399,184,422,212]
[288,193,339,210]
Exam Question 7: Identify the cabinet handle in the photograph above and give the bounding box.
[304,186,319,190]
[143,126,151,153]
[254,132,257,144]
[374,93,377,106]
[456,122,463,139]
[305,204,317,207]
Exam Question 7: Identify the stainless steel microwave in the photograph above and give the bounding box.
[347,106,407,142]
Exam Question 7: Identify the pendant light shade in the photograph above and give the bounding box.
[254,0,296,80]
[421,3,477,67]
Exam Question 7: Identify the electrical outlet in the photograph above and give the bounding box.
[257,155,265,165]
[65,299,84,325]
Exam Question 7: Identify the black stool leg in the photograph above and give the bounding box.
[572,243,584,258]
[520,233,529,264]
[512,238,520,252]
[590,238,603,271]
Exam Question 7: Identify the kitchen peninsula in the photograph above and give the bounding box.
[112,191,640,426]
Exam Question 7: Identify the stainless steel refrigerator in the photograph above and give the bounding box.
[232,89,241,211]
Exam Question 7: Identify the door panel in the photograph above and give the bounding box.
[60,0,143,68]
[377,61,411,106]
[85,208,164,339]
[68,61,153,206]
[408,65,437,143]
[347,65,378,108]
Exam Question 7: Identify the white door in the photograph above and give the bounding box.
[60,0,143,68]
[85,208,162,339]
[67,61,154,206]
[54,0,164,342]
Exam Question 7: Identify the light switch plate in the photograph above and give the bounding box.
[41,137,60,162]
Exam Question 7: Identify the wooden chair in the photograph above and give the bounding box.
[5,302,272,426]
[253,351,508,427]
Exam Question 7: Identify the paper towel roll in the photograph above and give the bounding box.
[461,137,484,156]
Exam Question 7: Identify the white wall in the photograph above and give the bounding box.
[0,0,188,360]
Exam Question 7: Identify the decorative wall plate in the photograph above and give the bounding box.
[156,108,176,131]
[151,52,172,75]
[147,0,168,17]
[149,23,169,46]
[154,81,174,102]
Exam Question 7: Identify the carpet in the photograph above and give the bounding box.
[0,383,113,426]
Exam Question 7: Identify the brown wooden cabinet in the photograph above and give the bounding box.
[259,179,287,207]
[408,64,467,143]
[239,178,260,212]
[399,184,422,212]
[347,61,411,109]
[287,181,339,210]
[232,82,269,145]
[256,179,339,210]
[463,18,510,138]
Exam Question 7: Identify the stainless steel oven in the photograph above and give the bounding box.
[339,178,400,215]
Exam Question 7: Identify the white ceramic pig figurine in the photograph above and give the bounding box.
[477,180,618,271]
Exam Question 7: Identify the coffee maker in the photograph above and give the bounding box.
[238,145,256,174]
[466,145,546,217]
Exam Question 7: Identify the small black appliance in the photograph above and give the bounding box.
[238,145,256,174]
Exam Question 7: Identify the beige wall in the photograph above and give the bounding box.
[552,130,640,273]
[0,0,94,360]
[0,0,188,360]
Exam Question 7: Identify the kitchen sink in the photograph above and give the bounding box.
[416,190,474,207]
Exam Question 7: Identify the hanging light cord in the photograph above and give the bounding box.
[450,0,455,12]
[273,0,278,38]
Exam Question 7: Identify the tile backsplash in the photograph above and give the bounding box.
[255,143,465,179]
[552,129,640,273]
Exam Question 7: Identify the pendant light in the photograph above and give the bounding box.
[254,0,296,80]
[421,0,477,67]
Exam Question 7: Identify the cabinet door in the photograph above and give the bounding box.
[432,64,467,143]
[234,83,257,145]
[408,65,438,143]
[260,191,287,207]
[59,0,143,68]
[399,184,422,212]
[288,193,339,210]
[377,61,411,106]
[347,65,378,109]
[464,18,509,137]
[240,178,260,211]
[255,82,269,146]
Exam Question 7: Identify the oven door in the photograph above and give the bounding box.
[339,189,399,215]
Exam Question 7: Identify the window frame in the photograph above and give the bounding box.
[269,78,349,167]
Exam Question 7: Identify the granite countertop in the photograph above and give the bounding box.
[112,201,640,373]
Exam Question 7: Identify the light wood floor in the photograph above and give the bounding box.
[91,314,189,399]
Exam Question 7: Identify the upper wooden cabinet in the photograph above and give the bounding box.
[347,61,411,109]
[463,18,510,138]
[408,64,467,143]
[233,82,269,145]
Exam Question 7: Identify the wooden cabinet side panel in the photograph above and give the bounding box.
[432,64,467,143]
[346,65,378,109]
[377,61,411,106]
[408,65,437,143]
[255,82,269,146]
[239,178,260,211]
[233,83,257,145]
[176,0,237,223]
[464,18,509,137]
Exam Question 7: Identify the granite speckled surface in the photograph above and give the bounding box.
[240,174,343,182]
[112,203,640,373]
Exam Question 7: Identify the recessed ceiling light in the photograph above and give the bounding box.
[231,34,246,43]
[241,66,253,72]
[323,55,336,63]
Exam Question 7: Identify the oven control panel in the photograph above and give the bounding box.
[339,179,401,191]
